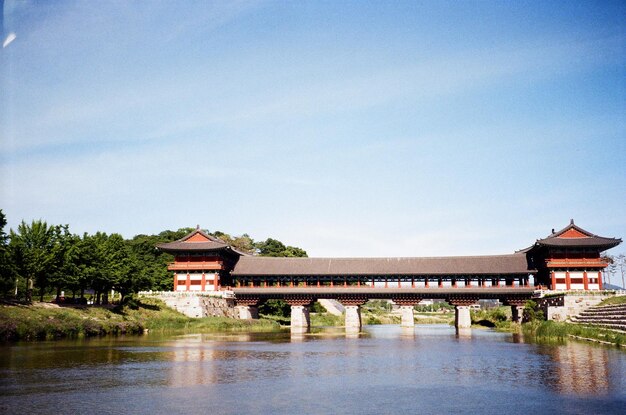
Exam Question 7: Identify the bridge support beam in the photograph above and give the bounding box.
[400,305,415,327]
[455,306,471,329]
[344,306,362,334]
[448,296,478,330]
[338,296,367,334]
[290,305,310,334]
[392,297,421,328]
[502,298,527,324]
[511,305,525,323]
[285,295,314,334]
[235,305,259,320]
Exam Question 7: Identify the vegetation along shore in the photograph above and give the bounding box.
[0,298,280,342]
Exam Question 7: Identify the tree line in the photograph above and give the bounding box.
[0,210,306,303]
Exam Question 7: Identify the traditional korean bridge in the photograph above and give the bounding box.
[156,221,621,333]
[232,286,535,333]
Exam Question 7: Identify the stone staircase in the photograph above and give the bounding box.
[570,303,626,332]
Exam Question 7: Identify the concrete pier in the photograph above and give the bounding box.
[400,305,415,327]
[455,306,472,329]
[236,305,258,319]
[345,305,362,334]
[290,305,310,334]
[511,305,525,323]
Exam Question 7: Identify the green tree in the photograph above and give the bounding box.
[256,238,307,257]
[48,226,81,301]
[0,210,16,296]
[128,234,171,291]
[9,220,61,302]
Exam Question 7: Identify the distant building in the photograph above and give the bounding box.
[157,221,621,292]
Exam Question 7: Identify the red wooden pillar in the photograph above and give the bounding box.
[424,277,428,288]
[397,278,401,288]
[357,277,361,288]
[452,278,457,288]
[551,271,556,290]
[385,278,388,288]
[173,274,178,291]
[344,277,348,288]
[186,274,190,291]
[466,278,471,288]
[438,278,443,288]
[201,273,206,291]
[583,271,588,290]
[317,277,320,288]
[565,271,571,290]
[330,277,334,287]
[214,273,219,290]
[597,271,603,290]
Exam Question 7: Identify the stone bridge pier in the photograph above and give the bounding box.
[393,297,422,328]
[338,296,368,334]
[503,299,526,323]
[285,295,314,334]
[449,297,479,331]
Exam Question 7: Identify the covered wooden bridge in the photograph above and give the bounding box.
[230,254,535,332]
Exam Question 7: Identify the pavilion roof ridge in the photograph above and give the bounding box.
[526,220,621,251]
[176,227,224,243]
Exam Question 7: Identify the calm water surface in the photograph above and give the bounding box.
[1,325,625,414]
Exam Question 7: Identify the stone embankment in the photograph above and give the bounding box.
[139,291,237,318]
[570,304,626,332]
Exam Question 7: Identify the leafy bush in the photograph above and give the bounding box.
[258,299,291,317]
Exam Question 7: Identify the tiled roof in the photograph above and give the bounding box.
[535,220,621,250]
[156,228,230,252]
[232,254,533,276]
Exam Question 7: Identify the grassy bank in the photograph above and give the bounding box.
[523,320,626,347]
[470,306,521,332]
[598,295,626,306]
[0,298,280,342]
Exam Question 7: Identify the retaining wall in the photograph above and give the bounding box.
[139,291,237,318]
[536,292,622,321]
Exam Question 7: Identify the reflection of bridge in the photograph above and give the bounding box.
[233,287,535,333]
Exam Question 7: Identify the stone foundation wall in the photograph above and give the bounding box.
[139,291,237,318]
[537,293,612,322]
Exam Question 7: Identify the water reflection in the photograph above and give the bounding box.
[400,327,415,338]
[537,342,612,396]
[0,326,624,415]
[455,327,472,339]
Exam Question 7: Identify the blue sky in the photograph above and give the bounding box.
[1,0,624,257]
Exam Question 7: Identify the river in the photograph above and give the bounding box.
[1,325,625,414]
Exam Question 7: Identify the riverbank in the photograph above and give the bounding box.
[0,298,280,341]
[523,320,626,347]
